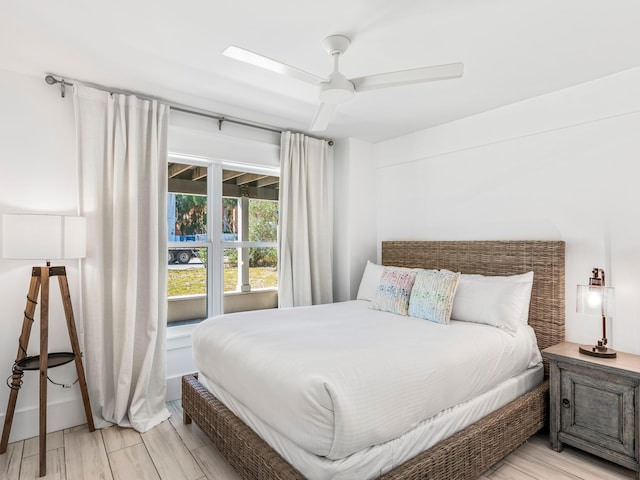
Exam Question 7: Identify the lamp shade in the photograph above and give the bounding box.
[2,214,86,260]
[576,284,615,317]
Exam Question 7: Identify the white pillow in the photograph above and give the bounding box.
[524,325,543,368]
[450,271,534,335]
[356,261,386,301]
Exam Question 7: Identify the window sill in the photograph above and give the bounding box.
[167,288,279,347]
[166,323,197,348]
[223,287,278,296]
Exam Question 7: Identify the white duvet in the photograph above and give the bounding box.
[192,300,540,460]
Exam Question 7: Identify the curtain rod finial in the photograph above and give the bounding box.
[44,75,71,98]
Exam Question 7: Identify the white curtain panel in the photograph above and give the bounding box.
[278,132,333,307]
[73,85,170,432]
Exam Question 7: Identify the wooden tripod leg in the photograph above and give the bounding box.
[0,273,41,454]
[39,267,49,477]
[57,270,95,432]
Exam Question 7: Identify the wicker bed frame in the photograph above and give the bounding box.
[182,240,565,480]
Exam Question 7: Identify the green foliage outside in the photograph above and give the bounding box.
[248,199,278,267]
[222,197,237,235]
[175,195,207,235]
[223,198,278,268]
[168,267,277,296]
[168,196,278,298]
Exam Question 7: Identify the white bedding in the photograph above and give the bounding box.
[199,365,543,480]
[192,300,541,460]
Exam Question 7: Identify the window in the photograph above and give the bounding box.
[223,194,278,293]
[167,160,214,325]
[166,159,279,325]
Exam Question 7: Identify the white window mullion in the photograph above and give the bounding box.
[238,196,251,292]
[209,163,223,317]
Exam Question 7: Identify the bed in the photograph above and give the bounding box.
[182,240,565,479]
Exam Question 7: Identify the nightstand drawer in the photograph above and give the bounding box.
[559,365,637,459]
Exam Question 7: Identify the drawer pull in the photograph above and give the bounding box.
[562,398,570,408]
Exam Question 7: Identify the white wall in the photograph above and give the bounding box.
[333,138,377,302]
[0,68,87,441]
[374,67,640,354]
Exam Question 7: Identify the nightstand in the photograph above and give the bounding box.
[542,341,640,479]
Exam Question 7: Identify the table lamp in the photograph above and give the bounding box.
[576,267,616,358]
[0,214,94,477]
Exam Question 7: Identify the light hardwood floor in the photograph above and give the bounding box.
[1,400,634,480]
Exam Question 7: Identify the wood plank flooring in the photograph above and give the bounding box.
[1,400,634,480]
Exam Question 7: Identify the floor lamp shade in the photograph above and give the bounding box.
[2,214,86,260]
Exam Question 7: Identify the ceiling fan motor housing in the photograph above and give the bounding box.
[320,72,355,104]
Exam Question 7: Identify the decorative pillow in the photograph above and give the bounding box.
[450,272,534,335]
[356,260,386,301]
[407,269,460,324]
[357,262,417,301]
[370,269,417,315]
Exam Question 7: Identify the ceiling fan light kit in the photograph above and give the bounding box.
[223,34,463,131]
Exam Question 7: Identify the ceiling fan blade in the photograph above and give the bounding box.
[309,102,337,131]
[351,62,464,92]
[223,45,324,86]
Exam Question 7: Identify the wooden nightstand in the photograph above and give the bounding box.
[542,341,640,479]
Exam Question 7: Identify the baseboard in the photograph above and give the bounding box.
[0,397,89,443]
[166,374,185,402]
[1,376,190,442]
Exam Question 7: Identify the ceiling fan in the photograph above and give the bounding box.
[223,35,463,132]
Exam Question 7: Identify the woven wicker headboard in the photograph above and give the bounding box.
[381,241,565,355]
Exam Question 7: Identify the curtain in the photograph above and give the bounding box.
[278,132,333,307]
[73,85,170,432]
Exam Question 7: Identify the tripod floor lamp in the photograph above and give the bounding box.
[0,214,94,477]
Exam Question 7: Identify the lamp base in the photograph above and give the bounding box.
[579,344,617,358]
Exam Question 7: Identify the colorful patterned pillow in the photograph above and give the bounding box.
[408,269,460,324]
[370,270,417,315]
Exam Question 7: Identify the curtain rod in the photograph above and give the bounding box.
[44,74,333,145]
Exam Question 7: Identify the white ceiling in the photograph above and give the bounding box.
[2,0,640,143]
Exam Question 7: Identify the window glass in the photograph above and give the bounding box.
[248,199,278,243]
[248,246,278,289]
[223,247,239,292]
[166,162,279,324]
[167,162,210,325]
[221,169,279,295]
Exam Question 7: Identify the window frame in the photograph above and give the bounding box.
[167,155,279,322]
[168,155,222,318]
